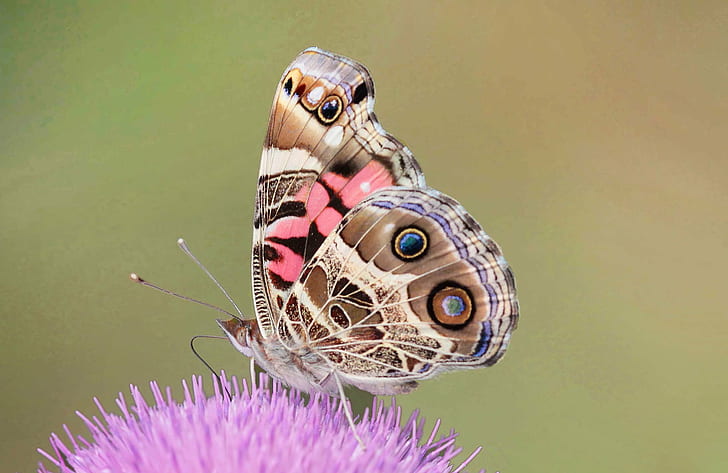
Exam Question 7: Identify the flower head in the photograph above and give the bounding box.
[37,373,482,473]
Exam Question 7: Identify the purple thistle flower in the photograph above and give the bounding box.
[37,373,482,473]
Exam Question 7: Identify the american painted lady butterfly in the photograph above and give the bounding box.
[217,48,519,405]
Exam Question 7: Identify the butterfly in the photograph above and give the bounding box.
[217,47,519,404]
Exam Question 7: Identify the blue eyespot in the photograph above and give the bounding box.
[427,283,474,328]
[442,295,466,317]
[393,227,428,260]
[399,232,424,255]
[318,95,342,123]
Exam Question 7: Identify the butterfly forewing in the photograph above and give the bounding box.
[253,48,426,337]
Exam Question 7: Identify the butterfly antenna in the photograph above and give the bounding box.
[177,238,245,320]
[190,334,232,400]
[129,273,240,320]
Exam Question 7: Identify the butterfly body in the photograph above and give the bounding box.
[219,48,518,397]
[219,318,337,394]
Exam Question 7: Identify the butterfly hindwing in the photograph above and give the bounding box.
[281,187,518,394]
[253,48,426,337]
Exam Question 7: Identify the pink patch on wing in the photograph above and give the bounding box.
[320,172,349,193]
[332,161,394,208]
[266,241,304,283]
[314,207,343,236]
[266,216,310,239]
[263,161,396,286]
[304,181,330,217]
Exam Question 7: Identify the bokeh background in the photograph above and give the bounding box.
[2,1,726,472]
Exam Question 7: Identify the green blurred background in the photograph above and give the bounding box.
[2,1,726,472]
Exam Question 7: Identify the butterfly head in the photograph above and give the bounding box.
[217,318,257,358]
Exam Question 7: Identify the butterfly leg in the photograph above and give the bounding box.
[249,356,256,390]
[331,371,365,449]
